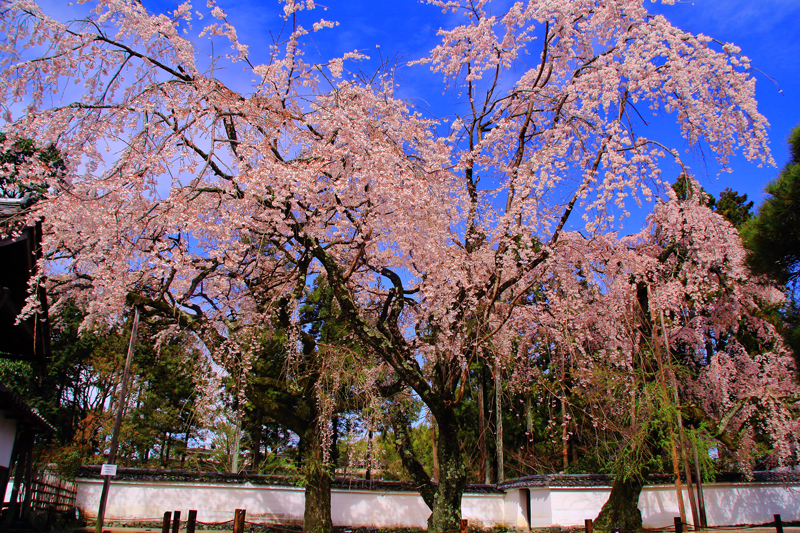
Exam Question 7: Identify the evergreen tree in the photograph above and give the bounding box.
[740,124,800,359]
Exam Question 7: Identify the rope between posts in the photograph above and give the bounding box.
[243,520,303,533]
[237,520,465,533]
[196,520,235,526]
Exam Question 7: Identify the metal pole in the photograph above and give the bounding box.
[94,306,140,533]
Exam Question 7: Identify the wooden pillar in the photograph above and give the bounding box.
[0,435,21,523]
[186,510,198,533]
[232,509,246,533]
[161,511,172,533]
[21,442,34,523]
[95,306,140,533]
[171,510,181,533]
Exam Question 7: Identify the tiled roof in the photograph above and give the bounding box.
[499,471,800,489]
[75,466,503,493]
[0,381,56,433]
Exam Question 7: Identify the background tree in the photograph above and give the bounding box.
[741,124,800,359]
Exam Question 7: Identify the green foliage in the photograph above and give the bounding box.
[0,302,203,474]
[672,174,715,207]
[715,188,754,228]
[741,131,800,286]
[740,123,800,360]
[672,175,753,228]
[376,422,434,481]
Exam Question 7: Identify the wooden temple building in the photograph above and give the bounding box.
[0,195,57,524]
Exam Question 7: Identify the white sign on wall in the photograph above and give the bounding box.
[100,464,117,477]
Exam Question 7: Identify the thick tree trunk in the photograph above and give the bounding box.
[389,402,466,533]
[594,474,645,532]
[427,408,467,533]
[302,426,333,533]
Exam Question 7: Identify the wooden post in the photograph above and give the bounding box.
[171,510,181,533]
[186,510,197,533]
[459,518,468,533]
[95,306,141,533]
[161,511,172,533]
[21,444,34,523]
[585,519,593,533]
[775,514,784,533]
[674,517,683,533]
[232,509,246,533]
[46,505,56,532]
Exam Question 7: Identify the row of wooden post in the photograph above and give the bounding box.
[160,509,198,533]
[159,512,464,533]
[583,514,787,533]
[161,509,248,533]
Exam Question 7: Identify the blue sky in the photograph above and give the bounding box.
[196,0,800,221]
[38,0,800,224]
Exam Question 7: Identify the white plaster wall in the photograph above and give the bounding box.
[77,479,305,523]
[330,489,428,528]
[0,411,17,468]
[502,489,526,529]
[549,488,612,527]
[76,480,507,528]
[546,484,800,529]
[528,488,552,528]
[75,478,800,529]
[639,485,687,528]
[687,484,800,527]
[462,493,505,528]
[639,484,800,528]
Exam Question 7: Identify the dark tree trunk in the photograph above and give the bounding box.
[252,412,263,472]
[389,402,466,533]
[427,408,467,533]
[594,474,645,532]
[477,367,488,483]
[302,425,333,533]
[366,429,373,481]
[431,417,438,482]
[494,361,504,482]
